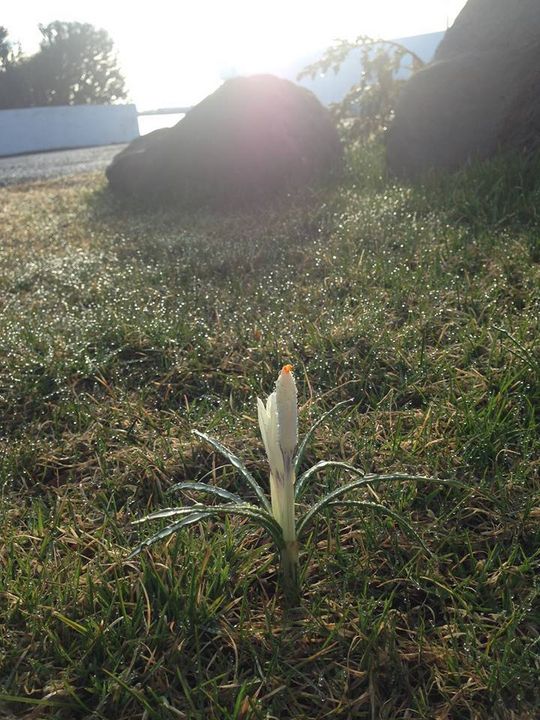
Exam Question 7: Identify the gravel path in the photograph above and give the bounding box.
[0,144,126,186]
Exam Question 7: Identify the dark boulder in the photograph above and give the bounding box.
[386,0,540,178]
[107,74,342,205]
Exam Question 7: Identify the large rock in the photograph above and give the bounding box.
[107,75,342,204]
[386,0,540,178]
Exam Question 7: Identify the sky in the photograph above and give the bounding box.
[2,1,468,109]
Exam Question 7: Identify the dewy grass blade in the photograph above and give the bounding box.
[0,694,68,709]
[327,500,434,557]
[168,481,243,504]
[294,399,354,475]
[295,460,365,500]
[492,325,539,372]
[192,430,272,513]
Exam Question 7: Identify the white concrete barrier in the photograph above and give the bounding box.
[0,104,139,157]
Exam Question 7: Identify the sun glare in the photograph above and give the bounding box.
[3,0,467,108]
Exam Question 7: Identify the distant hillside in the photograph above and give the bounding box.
[292,31,445,105]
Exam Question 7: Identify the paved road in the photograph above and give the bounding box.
[0,144,126,186]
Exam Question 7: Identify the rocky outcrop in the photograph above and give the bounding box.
[386,0,540,178]
[107,75,342,205]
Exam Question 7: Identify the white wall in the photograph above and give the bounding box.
[0,104,139,157]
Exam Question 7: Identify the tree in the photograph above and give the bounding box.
[0,27,27,106]
[0,21,127,109]
[0,26,19,70]
[299,36,425,144]
[0,26,10,69]
[35,21,127,105]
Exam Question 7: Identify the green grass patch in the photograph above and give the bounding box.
[0,147,538,719]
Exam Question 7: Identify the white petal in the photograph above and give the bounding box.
[257,397,270,449]
[269,473,281,523]
[258,393,284,480]
[266,392,285,480]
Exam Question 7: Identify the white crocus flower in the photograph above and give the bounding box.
[257,365,298,554]
[135,361,434,609]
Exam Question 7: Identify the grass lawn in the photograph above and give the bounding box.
[0,148,538,719]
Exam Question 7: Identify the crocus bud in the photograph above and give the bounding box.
[257,365,298,544]
[276,364,298,460]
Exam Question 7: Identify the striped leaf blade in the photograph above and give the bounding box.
[193,430,271,513]
[168,481,243,504]
[294,399,354,474]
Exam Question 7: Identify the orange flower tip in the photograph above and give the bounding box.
[281,364,294,374]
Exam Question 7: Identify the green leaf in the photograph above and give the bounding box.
[297,473,467,536]
[168,481,243,504]
[294,399,354,475]
[131,506,205,525]
[204,504,285,550]
[327,500,433,557]
[0,694,67,708]
[52,611,89,635]
[492,325,539,372]
[102,669,155,714]
[129,504,285,560]
[295,459,365,500]
[193,430,271,513]
[128,511,209,559]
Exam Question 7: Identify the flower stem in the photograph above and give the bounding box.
[280,540,300,608]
